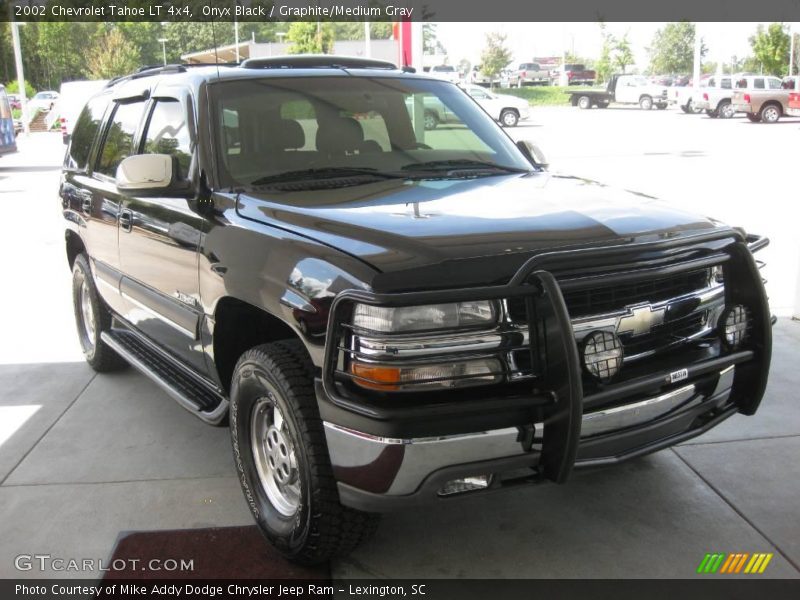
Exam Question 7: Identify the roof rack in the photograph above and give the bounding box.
[105,63,239,88]
[239,55,397,71]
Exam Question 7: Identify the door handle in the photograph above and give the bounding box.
[119,209,133,232]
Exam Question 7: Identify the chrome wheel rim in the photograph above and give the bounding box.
[641,98,652,109]
[251,393,301,517]
[578,97,590,109]
[721,103,734,118]
[763,107,779,122]
[424,114,436,130]
[80,281,96,345]
[502,112,516,125]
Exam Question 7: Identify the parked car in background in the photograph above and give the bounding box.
[28,90,59,113]
[670,75,710,113]
[515,62,551,86]
[787,89,800,117]
[568,74,668,109]
[650,75,675,87]
[462,85,531,126]
[732,76,799,123]
[0,85,18,155]
[429,65,461,84]
[8,93,21,110]
[692,75,737,118]
[551,64,596,86]
[672,74,691,87]
[54,79,109,144]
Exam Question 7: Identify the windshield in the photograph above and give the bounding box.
[210,76,531,188]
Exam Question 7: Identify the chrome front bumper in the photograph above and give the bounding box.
[325,365,736,509]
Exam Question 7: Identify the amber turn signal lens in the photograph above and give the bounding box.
[350,363,401,391]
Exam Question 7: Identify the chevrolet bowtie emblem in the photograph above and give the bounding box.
[616,304,666,337]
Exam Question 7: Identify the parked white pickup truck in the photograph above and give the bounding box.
[568,74,669,110]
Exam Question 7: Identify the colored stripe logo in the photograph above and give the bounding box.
[697,552,773,574]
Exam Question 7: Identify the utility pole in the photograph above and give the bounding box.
[10,18,29,135]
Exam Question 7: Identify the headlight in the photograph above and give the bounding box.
[352,301,496,333]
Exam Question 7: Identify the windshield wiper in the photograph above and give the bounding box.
[400,159,530,175]
[251,167,403,186]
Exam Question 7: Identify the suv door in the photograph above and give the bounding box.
[615,77,635,103]
[115,95,208,373]
[67,95,143,317]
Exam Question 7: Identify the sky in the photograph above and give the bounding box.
[434,22,795,71]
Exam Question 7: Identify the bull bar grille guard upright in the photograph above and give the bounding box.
[322,229,772,484]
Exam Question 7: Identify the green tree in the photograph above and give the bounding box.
[749,23,791,76]
[595,24,613,83]
[88,29,139,79]
[613,33,634,74]
[423,24,446,56]
[286,22,335,55]
[479,32,512,88]
[4,79,35,97]
[648,22,706,74]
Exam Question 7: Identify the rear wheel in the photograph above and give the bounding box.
[500,109,519,127]
[71,254,127,372]
[717,100,735,119]
[577,95,592,110]
[759,103,781,123]
[423,111,439,131]
[230,341,379,564]
[639,95,653,110]
[746,113,761,123]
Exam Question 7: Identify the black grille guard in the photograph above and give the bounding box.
[322,228,772,484]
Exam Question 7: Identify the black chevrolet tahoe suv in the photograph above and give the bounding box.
[60,56,772,564]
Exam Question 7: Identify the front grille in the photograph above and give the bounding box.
[561,269,709,318]
[619,311,708,358]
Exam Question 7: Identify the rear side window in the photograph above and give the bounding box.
[142,99,192,179]
[768,78,782,90]
[754,79,765,89]
[95,101,146,177]
[66,95,109,170]
[721,78,731,89]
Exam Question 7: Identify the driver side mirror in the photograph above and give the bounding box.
[116,154,190,195]
[516,140,549,170]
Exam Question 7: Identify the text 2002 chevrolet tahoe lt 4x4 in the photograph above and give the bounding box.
[60,57,772,564]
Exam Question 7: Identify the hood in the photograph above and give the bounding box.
[236,173,725,292]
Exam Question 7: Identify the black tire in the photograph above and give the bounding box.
[759,103,781,123]
[71,254,127,372]
[230,340,379,565]
[746,113,761,123]
[597,101,609,109]
[577,95,592,110]
[500,109,519,127]
[680,104,691,114]
[656,103,667,110]
[639,95,653,110]
[717,100,735,119]
[423,111,439,131]
[706,109,718,118]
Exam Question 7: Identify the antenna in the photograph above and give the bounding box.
[210,14,221,79]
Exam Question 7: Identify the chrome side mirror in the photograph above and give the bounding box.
[116,154,174,193]
[516,140,549,170]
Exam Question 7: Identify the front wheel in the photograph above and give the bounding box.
[230,340,379,564]
[639,95,653,110]
[577,95,592,110]
[500,109,519,127]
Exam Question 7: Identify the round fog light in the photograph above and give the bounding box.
[722,304,750,349]
[582,331,623,382]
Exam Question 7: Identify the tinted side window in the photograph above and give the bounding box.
[142,100,192,179]
[768,78,782,89]
[95,101,146,177]
[66,95,109,170]
[721,79,731,89]
[754,79,765,89]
